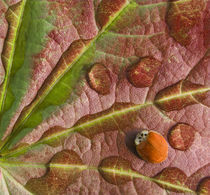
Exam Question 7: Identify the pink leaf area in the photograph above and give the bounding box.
[0,0,209,194]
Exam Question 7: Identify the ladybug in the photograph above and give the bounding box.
[135,130,168,163]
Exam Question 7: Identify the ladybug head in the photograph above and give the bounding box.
[135,130,149,145]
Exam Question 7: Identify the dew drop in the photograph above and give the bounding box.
[87,63,111,95]
[168,123,195,151]
[197,177,210,195]
[127,57,161,88]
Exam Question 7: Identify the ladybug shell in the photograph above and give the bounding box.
[136,131,168,163]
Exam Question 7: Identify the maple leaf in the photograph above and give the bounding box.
[0,0,209,194]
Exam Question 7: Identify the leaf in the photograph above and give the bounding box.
[0,0,131,150]
[0,0,55,141]
[0,0,209,194]
[0,167,32,195]
[25,150,84,195]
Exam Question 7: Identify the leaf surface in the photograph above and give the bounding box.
[0,0,209,194]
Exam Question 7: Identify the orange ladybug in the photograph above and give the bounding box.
[135,130,168,163]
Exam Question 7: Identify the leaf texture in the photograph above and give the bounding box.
[0,0,209,194]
